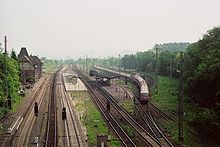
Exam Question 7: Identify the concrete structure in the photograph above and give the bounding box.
[18,47,42,85]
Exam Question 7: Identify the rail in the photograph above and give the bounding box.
[45,69,61,147]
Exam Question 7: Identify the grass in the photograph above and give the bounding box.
[121,100,134,114]
[122,124,135,137]
[150,76,214,146]
[151,76,178,116]
[12,95,23,112]
[71,91,121,146]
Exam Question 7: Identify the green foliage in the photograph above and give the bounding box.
[10,49,18,61]
[153,42,190,52]
[41,57,63,73]
[159,51,179,77]
[151,76,178,114]
[0,52,20,111]
[185,107,216,124]
[183,26,220,106]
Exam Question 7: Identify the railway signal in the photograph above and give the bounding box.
[7,97,12,109]
[62,107,67,120]
[34,102,38,117]
[106,101,110,111]
[34,102,39,144]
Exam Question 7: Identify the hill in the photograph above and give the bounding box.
[152,42,190,52]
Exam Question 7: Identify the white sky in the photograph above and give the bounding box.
[0,0,220,59]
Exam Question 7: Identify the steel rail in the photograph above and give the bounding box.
[45,68,61,147]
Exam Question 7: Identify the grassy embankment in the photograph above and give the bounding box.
[151,76,213,147]
[71,91,121,146]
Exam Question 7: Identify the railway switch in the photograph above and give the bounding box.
[62,107,67,120]
[34,102,38,116]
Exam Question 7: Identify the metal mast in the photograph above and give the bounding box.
[178,51,184,141]
[155,47,159,95]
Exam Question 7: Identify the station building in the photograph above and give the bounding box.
[18,47,42,85]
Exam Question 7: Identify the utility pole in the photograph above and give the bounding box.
[4,36,9,108]
[155,47,159,95]
[91,50,93,67]
[86,55,88,74]
[118,54,121,72]
[178,52,184,141]
[170,56,172,78]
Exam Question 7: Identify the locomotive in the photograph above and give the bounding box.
[131,74,150,104]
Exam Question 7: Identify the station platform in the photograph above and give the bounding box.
[63,73,87,91]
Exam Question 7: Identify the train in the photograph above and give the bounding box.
[131,74,150,104]
[90,67,150,104]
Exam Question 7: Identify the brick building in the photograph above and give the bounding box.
[18,47,42,85]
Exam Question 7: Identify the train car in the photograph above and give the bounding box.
[131,74,150,104]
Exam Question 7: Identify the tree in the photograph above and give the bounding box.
[10,49,18,61]
[0,53,20,108]
[183,26,220,107]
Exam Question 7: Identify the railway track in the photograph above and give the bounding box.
[77,70,136,147]
[76,69,161,147]
[89,72,174,146]
[59,69,85,147]
[111,82,174,146]
[44,70,60,147]
[97,84,162,146]
[148,102,176,122]
[135,100,174,147]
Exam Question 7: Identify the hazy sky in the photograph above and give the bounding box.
[0,0,219,59]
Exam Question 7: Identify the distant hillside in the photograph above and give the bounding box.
[152,42,190,52]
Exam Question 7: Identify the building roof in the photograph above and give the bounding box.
[18,47,35,67]
[18,47,42,69]
[30,55,42,68]
[18,47,29,57]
